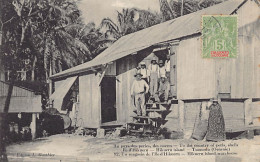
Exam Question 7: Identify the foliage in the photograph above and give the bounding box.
[100,8,161,40]
[0,0,105,82]
[159,0,226,21]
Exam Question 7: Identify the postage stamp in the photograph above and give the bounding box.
[202,15,238,58]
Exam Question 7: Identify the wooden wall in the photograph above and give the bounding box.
[116,55,137,123]
[105,61,116,76]
[184,101,202,138]
[230,24,260,98]
[221,100,244,132]
[251,101,260,127]
[176,1,260,100]
[177,37,216,99]
[217,1,260,98]
[177,16,260,99]
[0,81,41,113]
[182,100,246,138]
[0,81,36,97]
[0,96,42,113]
[77,74,101,128]
[162,104,179,131]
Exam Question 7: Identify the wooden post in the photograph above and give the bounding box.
[178,100,184,135]
[30,113,37,140]
[244,98,253,126]
[48,79,52,97]
[170,44,178,96]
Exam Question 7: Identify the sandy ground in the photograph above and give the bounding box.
[6,134,260,162]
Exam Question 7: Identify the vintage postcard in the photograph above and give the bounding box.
[0,0,259,162]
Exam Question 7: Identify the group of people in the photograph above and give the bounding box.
[130,54,172,116]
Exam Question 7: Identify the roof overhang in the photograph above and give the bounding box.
[50,64,103,80]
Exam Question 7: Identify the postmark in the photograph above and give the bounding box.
[202,15,238,58]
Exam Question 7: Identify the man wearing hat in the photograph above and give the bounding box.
[148,57,159,97]
[136,62,150,84]
[131,72,149,116]
[155,74,171,103]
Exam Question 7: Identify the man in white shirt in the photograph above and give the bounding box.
[165,54,171,82]
[158,60,166,79]
[131,72,149,116]
[136,62,150,83]
[148,57,159,97]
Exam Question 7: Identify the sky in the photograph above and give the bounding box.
[77,0,160,26]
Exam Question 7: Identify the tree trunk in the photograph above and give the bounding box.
[0,71,14,161]
[0,0,8,160]
[31,55,37,81]
[20,21,29,46]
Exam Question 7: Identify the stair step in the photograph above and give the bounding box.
[129,129,153,134]
[146,109,168,112]
[127,122,150,126]
[146,103,169,105]
[129,130,143,133]
[148,107,158,109]
[131,116,160,120]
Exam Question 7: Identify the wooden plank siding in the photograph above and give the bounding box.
[230,0,260,98]
[182,100,247,138]
[215,59,232,94]
[0,81,41,113]
[251,101,260,127]
[0,96,42,113]
[221,101,245,131]
[184,101,201,138]
[0,81,37,97]
[177,37,216,100]
[78,74,101,128]
[162,104,179,131]
[116,55,137,123]
[105,61,116,76]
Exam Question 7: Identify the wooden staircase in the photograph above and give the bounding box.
[126,102,172,137]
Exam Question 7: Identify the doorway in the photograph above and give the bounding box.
[101,77,116,123]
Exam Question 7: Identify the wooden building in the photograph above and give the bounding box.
[49,0,260,137]
[0,81,42,139]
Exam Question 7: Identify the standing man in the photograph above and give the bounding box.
[165,54,171,82]
[131,72,149,116]
[148,57,159,98]
[158,60,166,79]
[155,75,171,103]
[136,62,150,84]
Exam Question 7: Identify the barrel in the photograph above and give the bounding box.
[59,114,71,129]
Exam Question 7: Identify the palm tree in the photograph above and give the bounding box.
[134,9,162,30]
[27,0,94,77]
[100,8,162,40]
[100,8,136,40]
[159,0,226,22]
[65,22,115,58]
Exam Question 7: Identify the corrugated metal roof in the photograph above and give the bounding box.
[50,0,245,79]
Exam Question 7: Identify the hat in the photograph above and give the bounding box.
[159,60,164,64]
[161,74,166,78]
[212,98,218,102]
[134,72,143,77]
[151,57,157,61]
[140,62,146,65]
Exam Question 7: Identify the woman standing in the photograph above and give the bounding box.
[206,98,226,142]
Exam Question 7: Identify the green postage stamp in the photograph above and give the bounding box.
[202,15,238,58]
